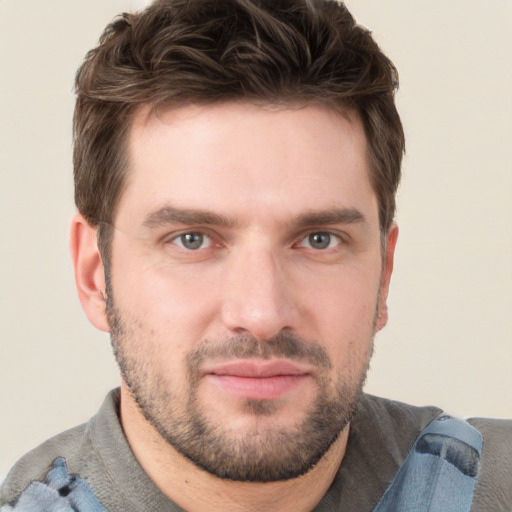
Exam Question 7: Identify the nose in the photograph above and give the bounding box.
[220,246,300,340]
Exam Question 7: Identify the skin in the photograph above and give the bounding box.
[70,102,397,511]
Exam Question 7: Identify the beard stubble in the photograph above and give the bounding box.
[107,286,374,482]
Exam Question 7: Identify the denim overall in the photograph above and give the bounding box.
[3,415,482,511]
[373,415,483,512]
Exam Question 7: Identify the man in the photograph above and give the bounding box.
[1,0,510,511]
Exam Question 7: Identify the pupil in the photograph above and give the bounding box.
[310,233,330,249]
[182,233,203,249]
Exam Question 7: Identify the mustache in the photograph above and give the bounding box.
[187,331,332,371]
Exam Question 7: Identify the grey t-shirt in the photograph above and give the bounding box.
[1,390,511,511]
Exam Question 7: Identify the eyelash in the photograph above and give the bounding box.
[170,232,214,251]
[165,230,345,253]
[296,232,342,251]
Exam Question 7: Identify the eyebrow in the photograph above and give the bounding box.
[290,208,367,228]
[143,206,239,229]
[142,205,366,230]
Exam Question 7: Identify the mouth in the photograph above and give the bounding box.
[202,359,311,400]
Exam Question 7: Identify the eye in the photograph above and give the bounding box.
[171,232,212,250]
[299,232,341,250]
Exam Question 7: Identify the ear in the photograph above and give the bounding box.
[375,223,398,332]
[70,213,110,332]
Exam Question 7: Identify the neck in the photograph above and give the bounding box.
[119,383,349,512]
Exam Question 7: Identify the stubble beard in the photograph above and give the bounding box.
[107,288,375,482]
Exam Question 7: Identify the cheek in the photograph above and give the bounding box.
[297,263,380,361]
[298,260,381,322]
[112,255,223,344]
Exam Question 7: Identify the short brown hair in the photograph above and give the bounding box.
[74,0,404,259]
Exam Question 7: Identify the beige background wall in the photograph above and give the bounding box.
[1,0,511,480]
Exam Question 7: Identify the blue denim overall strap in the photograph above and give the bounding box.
[372,415,483,512]
[1,458,107,512]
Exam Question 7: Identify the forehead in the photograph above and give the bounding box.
[118,102,376,227]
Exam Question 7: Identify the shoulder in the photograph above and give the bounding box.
[351,393,443,464]
[0,389,121,509]
[354,395,512,510]
[468,417,512,512]
[0,422,89,507]
[328,394,442,510]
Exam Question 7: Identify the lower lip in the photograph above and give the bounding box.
[206,374,309,400]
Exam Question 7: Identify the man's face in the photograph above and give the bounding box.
[106,103,395,482]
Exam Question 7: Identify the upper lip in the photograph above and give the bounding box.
[202,359,310,378]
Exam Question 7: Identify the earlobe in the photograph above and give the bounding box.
[69,213,110,332]
[375,223,399,332]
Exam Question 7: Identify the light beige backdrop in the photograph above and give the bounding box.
[1,0,511,479]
